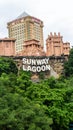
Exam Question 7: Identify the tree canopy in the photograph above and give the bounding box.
[64,48,73,77]
[0,56,73,130]
[0,57,18,76]
[0,71,73,130]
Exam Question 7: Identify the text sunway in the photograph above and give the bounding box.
[23,58,49,65]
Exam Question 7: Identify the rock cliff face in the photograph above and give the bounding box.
[49,56,65,77]
[13,56,66,80]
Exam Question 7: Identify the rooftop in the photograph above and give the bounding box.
[7,11,42,24]
[0,37,15,41]
[16,11,30,19]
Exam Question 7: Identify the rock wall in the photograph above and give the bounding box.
[13,55,66,79]
[49,56,65,77]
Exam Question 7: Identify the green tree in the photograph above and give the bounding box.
[0,59,73,130]
[25,77,73,130]
[0,57,18,76]
[0,73,52,130]
[64,48,73,77]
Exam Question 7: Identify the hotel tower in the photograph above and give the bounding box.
[7,11,44,53]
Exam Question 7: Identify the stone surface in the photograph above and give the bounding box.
[13,56,66,80]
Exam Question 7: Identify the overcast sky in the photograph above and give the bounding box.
[0,0,73,46]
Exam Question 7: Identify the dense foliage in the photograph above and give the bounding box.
[0,52,73,130]
[0,72,73,130]
[0,57,18,76]
[64,48,73,77]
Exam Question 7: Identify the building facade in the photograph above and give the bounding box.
[0,38,15,56]
[0,33,70,57]
[16,39,45,56]
[7,12,44,53]
[46,32,70,56]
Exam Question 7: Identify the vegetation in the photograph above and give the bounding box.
[0,57,18,76]
[64,48,73,77]
[0,50,73,130]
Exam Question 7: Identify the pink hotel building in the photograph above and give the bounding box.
[0,32,70,57]
[0,38,15,56]
[46,32,70,56]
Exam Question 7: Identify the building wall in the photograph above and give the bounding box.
[7,16,44,53]
[16,39,45,56]
[0,33,70,57]
[0,38,15,56]
[46,32,70,56]
[63,42,70,55]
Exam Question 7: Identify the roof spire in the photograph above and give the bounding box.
[17,11,30,19]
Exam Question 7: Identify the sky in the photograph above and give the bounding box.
[0,0,73,47]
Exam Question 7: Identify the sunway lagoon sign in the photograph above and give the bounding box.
[22,57,50,72]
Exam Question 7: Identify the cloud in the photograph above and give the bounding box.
[0,0,73,46]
